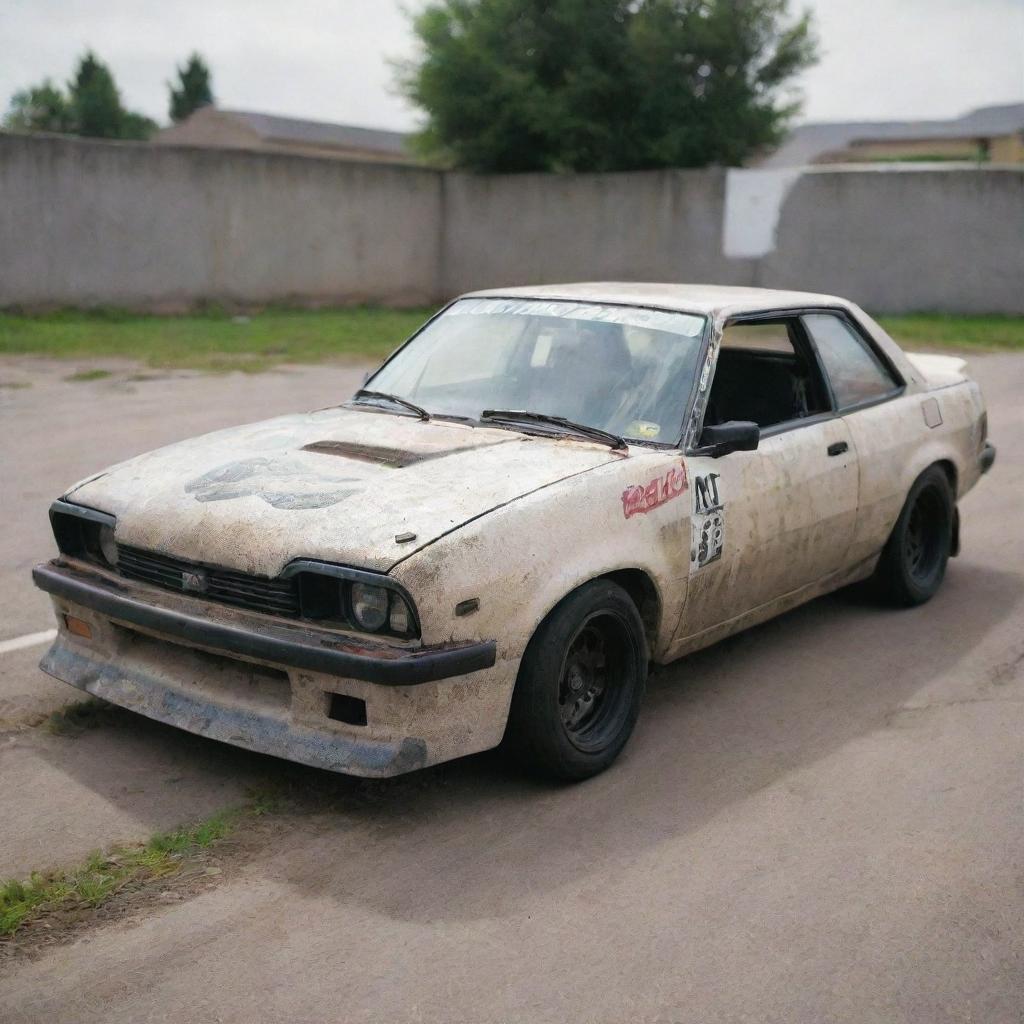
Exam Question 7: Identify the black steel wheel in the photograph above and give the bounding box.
[874,465,954,606]
[505,580,648,781]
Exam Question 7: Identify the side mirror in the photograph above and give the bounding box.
[699,420,760,458]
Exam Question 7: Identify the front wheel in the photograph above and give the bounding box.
[873,465,954,606]
[504,580,648,782]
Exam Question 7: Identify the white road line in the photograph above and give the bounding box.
[0,629,57,655]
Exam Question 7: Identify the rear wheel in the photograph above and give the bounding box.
[504,580,648,781]
[873,465,954,606]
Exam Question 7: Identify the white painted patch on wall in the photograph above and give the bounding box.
[722,168,804,259]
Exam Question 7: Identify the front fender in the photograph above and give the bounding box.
[391,449,694,663]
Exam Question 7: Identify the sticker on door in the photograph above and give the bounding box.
[691,473,725,569]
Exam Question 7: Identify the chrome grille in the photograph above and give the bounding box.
[116,545,300,617]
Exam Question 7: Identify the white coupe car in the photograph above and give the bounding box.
[34,284,995,780]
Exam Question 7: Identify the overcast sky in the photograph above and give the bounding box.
[2,0,1022,131]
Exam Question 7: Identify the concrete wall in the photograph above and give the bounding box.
[758,167,1024,314]
[2,133,1021,313]
[441,169,754,295]
[442,165,1024,314]
[0,134,442,309]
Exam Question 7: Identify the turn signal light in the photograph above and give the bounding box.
[64,615,92,640]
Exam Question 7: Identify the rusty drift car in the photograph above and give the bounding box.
[33,284,996,780]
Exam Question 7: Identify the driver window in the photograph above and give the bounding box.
[705,320,828,430]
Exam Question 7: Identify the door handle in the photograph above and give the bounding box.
[827,441,849,457]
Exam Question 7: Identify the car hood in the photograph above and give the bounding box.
[67,407,622,576]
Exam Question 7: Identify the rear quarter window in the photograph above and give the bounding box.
[803,313,898,408]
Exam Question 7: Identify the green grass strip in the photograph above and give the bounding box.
[0,803,263,937]
[877,313,1024,351]
[0,305,434,371]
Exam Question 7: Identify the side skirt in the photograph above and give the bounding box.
[657,555,879,665]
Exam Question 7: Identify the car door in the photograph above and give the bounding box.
[800,311,909,566]
[674,315,859,642]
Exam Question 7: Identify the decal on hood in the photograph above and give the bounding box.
[186,457,361,510]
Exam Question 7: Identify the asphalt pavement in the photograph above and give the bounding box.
[1,354,1021,1023]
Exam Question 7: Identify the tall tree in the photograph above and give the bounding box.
[399,0,817,172]
[3,52,156,140]
[3,80,74,133]
[630,0,817,168]
[169,54,214,122]
[69,51,126,138]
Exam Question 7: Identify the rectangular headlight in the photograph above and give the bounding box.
[49,500,118,568]
[289,561,419,639]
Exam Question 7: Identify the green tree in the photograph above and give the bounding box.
[3,79,74,133]
[119,110,159,140]
[3,52,157,140]
[399,0,817,172]
[69,51,126,138]
[169,53,214,122]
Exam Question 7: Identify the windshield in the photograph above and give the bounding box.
[366,298,707,444]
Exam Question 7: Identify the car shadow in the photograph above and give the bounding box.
[27,559,1023,925]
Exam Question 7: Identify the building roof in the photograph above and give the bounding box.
[464,282,851,318]
[762,102,1024,167]
[217,109,410,156]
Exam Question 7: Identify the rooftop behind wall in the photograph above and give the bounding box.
[2,133,1021,314]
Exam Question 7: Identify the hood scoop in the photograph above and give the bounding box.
[301,439,505,468]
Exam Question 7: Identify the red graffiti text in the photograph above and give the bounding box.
[621,462,688,519]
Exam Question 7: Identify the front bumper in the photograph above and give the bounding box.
[33,561,495,684]
[32,560,510,777]
[39,638,433,776]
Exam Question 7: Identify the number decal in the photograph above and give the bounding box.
[692,473,725,568]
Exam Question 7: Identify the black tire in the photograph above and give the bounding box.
[504,580,648,782]
[873,465,954,607]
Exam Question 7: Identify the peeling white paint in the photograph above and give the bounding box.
[723,168,804,259]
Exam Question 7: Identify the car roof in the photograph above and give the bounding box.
[461,282,853,319]
[456,281,925,392]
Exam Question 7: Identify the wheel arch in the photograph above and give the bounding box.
[503,569,652,780]
[874,458,957,605]
[888,448,964,552]
[598,569,660,658]
[933,459,960,555]
[935,458,958,497]
[896,458,958,529]
[525,568,661,666]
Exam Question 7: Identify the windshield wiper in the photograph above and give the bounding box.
[352,389,430,421]
[481,410,627,452]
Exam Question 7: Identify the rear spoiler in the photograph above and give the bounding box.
[906,352,968,387]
